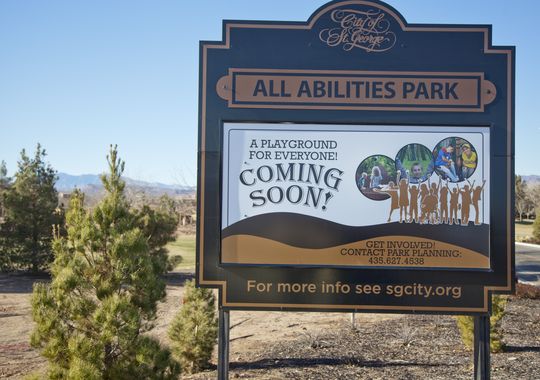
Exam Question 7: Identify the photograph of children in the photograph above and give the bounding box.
[457,141,478,180]
[395,143,434,185]
[355,155,397,200]
[432,137,478,182]
[432,138,459,182]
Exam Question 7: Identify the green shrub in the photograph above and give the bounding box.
[168,280,218,374]
[456,295,507,353]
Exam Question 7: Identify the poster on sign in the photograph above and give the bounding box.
[222,123,490,270]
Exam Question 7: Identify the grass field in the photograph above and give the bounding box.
[166,234,196,270]
[515,220,534,241]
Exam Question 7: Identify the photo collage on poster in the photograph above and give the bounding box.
[356,138,485,226]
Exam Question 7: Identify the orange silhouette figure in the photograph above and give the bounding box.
[470,179,486,225]
[439,180,449,224]
[448,184,460,225]
[422,192,438,224]
[419,179,440,224]
[419,183,429,203]
[429,179,441,223]
[409,185,420,223]
[459,184,474,225]
[418,183,430,223]
[375,182,399,222]
[398,178,409,223]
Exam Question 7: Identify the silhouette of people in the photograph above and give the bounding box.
[419,183,429,203]
[429,179,441,201]
[419,183,430,223]
[422,190,439,224]
[459,184,474,225]
[398,178,409,223]
[409,185,420,223]
[375,182,399,222]
[470,179,486,225]
[427,179,441,223]
[439,181,449,224]
[448,184,460,225]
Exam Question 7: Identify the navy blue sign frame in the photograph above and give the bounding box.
[197,0,515,314]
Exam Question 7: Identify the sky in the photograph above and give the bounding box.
[1,0,538,186]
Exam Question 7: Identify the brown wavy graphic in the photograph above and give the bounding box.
[222,234,490,269]
[222,213,489,256]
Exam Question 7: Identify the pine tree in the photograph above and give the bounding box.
[0,160,8,189]
[0,145,62,271]
[168,280,218,374]
[0,160,11,270]
[515,175,528,222]
[31,146,180,379]
[134,194,179,273]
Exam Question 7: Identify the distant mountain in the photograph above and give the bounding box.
[56,172,195,195]
[56,173,102,190]
[522,175,540,185]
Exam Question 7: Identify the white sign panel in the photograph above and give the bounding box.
[222,123,490,269]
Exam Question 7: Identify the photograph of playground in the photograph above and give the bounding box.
[433,137,478,182]
[355,155,397,201]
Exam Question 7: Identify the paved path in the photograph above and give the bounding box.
[516,242,540,286]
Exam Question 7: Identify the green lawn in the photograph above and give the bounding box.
[167,234,196,270]
[515,220,534,242]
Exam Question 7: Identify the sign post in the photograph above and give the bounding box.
[198,1,515,377]
[217,308,229,380]
[474,312,491,380]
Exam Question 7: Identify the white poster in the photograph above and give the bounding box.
[222,123,490,269]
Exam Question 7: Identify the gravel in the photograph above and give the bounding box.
[186,297,540,380]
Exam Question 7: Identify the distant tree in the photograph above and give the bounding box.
[0,145,63,272]
[525,184,540,220]
[0,160,9,188]
[168,279,217,374]
[0,160,9,215]
[515,175,529,222]
[31,146,180,379]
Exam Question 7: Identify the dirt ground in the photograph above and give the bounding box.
[1,272,539,379]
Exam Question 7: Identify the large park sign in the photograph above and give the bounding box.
[197,0,515,314]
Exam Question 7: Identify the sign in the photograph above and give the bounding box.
[217,70,496,111]
[198,0,515,314]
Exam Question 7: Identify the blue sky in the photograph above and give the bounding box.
[1,0,537,185]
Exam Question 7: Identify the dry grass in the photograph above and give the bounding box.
[515,220,534,242]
